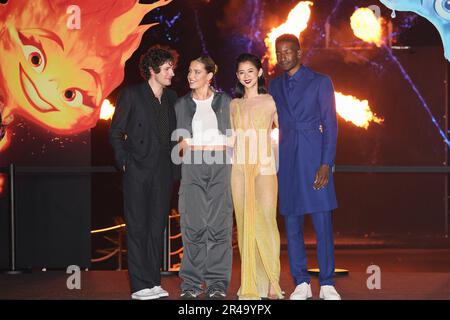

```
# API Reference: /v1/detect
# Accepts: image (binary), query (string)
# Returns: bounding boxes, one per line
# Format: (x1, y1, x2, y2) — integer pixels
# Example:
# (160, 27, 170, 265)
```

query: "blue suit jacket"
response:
(269, 66, 338, 215)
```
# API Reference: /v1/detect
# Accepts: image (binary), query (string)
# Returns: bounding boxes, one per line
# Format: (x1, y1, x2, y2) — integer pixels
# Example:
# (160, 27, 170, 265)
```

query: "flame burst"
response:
(335, 92, 383, 129)
(100, 99, 115, 121)
(264, 1, 313, 71)
(350, 7, 383, 46)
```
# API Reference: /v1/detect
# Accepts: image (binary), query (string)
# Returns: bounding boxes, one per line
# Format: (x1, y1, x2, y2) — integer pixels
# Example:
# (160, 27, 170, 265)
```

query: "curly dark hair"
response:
(139, 45, 178, 81)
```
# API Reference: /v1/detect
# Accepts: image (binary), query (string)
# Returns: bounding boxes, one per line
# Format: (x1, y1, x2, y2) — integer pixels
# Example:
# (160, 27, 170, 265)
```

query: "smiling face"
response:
(0, 27, 101, 134)
(187, 60, 213, 91)
(151, 61, 175, 88)
(236, 60, 263, 91)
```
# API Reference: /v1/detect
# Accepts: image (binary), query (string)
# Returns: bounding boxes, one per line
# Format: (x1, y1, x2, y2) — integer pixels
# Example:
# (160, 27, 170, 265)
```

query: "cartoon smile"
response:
(19, 63, 58, 113)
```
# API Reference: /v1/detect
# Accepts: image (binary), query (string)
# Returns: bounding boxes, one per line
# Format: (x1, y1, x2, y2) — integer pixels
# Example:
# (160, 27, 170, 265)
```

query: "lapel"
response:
(138, 82, 159, 136)
(187, 91, 197, 120)
(210, 91, 220, 114)
(281, 65, 315, 113)
(270, 76, 292, 118)
(166, 90, 176, 132)
(281, 73, 290, 110)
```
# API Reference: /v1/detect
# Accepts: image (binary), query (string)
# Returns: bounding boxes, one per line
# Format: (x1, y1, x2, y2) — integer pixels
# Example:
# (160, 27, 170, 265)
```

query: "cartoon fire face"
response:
(0, 0, 172, 135)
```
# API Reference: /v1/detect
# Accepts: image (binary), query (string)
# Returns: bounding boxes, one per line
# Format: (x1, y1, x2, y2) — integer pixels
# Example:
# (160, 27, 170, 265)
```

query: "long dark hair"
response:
(234, 53, 267, 98)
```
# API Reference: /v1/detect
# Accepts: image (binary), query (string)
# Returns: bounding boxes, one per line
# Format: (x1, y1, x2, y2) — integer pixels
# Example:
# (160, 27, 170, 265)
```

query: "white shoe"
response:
(131, 288, 160, 300)
(152, 285, 169, 298)
(319, 285, 341, 300)
(290, 282, 313, 300)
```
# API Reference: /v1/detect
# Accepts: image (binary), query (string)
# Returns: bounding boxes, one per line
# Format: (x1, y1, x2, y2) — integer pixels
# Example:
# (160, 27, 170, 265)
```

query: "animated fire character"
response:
(0, 0, 172, 136)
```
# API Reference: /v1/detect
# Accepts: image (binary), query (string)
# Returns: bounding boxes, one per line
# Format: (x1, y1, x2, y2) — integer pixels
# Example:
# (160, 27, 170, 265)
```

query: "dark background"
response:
(1, 0, 448, 269)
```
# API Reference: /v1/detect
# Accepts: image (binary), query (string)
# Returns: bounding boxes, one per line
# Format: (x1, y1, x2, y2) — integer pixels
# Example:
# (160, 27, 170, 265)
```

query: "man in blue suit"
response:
(269, 34, 341, 300)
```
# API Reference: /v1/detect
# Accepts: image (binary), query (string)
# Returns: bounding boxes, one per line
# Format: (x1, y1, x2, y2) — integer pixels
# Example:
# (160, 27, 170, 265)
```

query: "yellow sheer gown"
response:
(230, 94, 283, 300)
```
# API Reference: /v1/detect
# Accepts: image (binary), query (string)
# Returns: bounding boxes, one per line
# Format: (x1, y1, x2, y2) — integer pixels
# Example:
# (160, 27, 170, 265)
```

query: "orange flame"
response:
(335, 92, 383, 129)
(0, 174, 5, 195)
(100, 99, 115, 121)
(350, 7, 383, 46)
(0, 128, 11, 152)
(264, 1, 313, 72)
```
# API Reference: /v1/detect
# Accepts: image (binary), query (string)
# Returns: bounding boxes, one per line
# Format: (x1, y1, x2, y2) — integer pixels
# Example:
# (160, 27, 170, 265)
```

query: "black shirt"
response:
(149, 88, 171, 150)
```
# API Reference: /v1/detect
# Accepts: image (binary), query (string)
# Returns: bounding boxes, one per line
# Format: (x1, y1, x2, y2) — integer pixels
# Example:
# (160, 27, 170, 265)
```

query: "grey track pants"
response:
(178, 151, 233, 294)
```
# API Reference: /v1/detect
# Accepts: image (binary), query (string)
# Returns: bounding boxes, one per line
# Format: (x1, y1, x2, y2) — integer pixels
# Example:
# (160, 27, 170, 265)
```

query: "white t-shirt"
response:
(188, 95, 226, 146)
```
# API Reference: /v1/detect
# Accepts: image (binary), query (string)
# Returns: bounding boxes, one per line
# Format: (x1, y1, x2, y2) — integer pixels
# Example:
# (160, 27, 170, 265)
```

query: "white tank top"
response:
(189, 94, 226, 146)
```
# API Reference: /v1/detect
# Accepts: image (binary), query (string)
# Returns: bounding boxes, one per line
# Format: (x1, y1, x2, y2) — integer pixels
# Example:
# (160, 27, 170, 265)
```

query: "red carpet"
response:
(1, 248, 449, 300)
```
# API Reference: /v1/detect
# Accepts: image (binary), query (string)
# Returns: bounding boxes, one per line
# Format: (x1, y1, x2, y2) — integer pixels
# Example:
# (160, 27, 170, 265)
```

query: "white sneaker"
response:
(290, 282, 313, 300)
(319, 285, 341, 300)
(131, 288, 160, 300)
(152, 285, 169, 298)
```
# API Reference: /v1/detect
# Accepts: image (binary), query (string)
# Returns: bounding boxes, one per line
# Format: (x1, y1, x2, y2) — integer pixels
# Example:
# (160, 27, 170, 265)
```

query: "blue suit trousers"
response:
(284, 211, 335, 286)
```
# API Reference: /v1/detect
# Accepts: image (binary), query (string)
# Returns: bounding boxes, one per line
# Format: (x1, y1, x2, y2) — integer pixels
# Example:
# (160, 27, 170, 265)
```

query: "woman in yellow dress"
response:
(230, 53, 283, 300)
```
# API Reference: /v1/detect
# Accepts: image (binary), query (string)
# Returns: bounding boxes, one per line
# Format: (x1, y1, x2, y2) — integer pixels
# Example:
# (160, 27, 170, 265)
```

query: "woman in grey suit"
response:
(174, 56, 233, 300)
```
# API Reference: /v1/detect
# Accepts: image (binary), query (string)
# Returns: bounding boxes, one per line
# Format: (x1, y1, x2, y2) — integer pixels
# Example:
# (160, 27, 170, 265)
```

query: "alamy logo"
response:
(66, 265, 81, 290)
(170, 127, 279, 172)
(368, 5, 382, 19)
(366, 264, 381, 290)
(67, 5, 81, 30)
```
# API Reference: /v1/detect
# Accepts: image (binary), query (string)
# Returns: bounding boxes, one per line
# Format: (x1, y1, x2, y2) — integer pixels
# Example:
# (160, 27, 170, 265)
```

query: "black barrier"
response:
(1, 164, 449, 273)
(335, 165, 450, 173)
(2, 165, 450, 174)
(0, 165, 176, 273)
(1, 164, 28, 274)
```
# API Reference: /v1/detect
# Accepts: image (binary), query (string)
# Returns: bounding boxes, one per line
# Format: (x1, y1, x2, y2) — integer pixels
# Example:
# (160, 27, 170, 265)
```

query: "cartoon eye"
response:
(22, 45, 46, 73)
(435, 0, 450, 20)
(62, 88, 83, 108)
